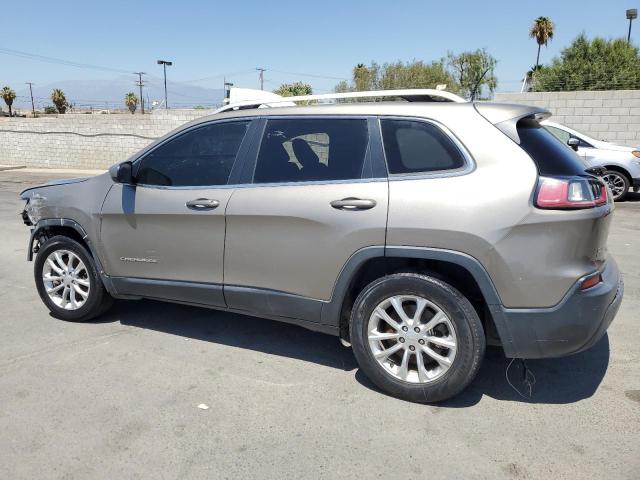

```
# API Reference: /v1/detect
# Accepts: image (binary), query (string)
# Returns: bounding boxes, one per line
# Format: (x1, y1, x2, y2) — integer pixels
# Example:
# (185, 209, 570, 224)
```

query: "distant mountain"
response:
(12, 75, 224, 110)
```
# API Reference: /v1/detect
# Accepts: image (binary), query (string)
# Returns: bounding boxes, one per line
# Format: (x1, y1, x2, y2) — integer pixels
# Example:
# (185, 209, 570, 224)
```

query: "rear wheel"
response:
(602, 170, 629, 201)
(34, 236, 113, 322)
(350, 273, 485, 403)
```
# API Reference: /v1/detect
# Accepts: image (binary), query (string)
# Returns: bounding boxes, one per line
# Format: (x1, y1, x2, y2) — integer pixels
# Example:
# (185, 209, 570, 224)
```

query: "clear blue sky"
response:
(1, 0, 637, 94)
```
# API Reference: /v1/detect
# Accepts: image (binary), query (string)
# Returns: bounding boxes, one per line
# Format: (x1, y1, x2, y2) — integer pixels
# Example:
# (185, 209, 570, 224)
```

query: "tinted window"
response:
(544, 125, 571, 144)
(381, 119, 466, 174)
(544, 125, 593, 149)
(253, 118, 368, 183)
(137, 121, 250, 186)
(518, 119, 587, 176)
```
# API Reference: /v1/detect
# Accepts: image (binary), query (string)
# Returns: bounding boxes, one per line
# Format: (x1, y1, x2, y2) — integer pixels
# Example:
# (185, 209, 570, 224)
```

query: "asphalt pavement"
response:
(1, 169, 638, 479)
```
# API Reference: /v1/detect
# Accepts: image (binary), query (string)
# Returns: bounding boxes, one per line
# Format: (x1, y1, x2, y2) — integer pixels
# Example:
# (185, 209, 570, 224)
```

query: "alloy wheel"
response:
(602, 172, 627, 200)
(367, 295, 457, 383)
(42, 250, 91, 310)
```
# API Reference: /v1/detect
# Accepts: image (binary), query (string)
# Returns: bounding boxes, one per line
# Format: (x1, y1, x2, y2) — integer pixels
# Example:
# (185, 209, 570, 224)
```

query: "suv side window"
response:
(253, 118, 368, 183)
(380, 119, 466, 174)
(137, 121, 250, 186)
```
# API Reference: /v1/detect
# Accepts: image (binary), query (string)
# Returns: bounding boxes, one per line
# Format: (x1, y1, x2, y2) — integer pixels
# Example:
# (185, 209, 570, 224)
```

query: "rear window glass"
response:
(518, 119, 587, 176)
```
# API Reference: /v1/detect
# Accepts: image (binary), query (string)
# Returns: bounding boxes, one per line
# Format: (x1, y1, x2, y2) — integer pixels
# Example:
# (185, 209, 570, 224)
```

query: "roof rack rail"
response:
(214, 88, 467, 114)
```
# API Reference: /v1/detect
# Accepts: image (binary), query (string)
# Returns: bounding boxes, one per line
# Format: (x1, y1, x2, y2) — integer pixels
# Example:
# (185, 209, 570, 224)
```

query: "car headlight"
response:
(632, 150, 640, 158)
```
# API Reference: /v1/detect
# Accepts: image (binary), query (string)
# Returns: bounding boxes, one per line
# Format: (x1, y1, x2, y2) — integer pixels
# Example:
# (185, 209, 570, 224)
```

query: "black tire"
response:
(34, 235, 113, 322)
(350, 273, 485, 403)
(603, 170, 629, 201)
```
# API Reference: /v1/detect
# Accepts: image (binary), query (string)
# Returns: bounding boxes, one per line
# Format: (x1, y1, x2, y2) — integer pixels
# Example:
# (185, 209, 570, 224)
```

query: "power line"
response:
(268, 69, 349, 81)
(0, 47, 131, 74)
(181, 69, 256, 84)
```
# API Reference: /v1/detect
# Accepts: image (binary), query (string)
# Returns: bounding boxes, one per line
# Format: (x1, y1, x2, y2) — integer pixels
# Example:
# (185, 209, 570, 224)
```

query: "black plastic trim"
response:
(225, 285, 322, 323)
(498, 258, 623, 358)
(110, 277, 226, 308)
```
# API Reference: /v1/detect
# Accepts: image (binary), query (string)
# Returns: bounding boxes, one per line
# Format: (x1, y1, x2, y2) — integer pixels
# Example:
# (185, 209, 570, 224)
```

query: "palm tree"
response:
(51, 88, 68, 114)
(2, 86, 16, 117)
(530, 16, 555, 68)
(124, 92, 138, 114)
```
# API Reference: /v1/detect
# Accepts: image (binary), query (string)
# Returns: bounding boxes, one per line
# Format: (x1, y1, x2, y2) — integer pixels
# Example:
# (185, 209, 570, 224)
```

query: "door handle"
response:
(330, 197, 377, 210)
(186, 198, 220, 210)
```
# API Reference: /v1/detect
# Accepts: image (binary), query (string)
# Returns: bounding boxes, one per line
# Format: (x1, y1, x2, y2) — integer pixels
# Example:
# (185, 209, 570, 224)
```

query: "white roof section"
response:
(215, 88, 467, 114)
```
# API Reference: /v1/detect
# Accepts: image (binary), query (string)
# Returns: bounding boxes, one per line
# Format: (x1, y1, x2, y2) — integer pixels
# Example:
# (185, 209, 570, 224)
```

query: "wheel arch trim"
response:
(28, 218, 116, 294)
(322, 245, 514, 354)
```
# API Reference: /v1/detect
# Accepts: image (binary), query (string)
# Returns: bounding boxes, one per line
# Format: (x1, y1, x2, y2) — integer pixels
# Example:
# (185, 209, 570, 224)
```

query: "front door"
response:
(223, 117, 388, 319)
(99, 119, 253, 306)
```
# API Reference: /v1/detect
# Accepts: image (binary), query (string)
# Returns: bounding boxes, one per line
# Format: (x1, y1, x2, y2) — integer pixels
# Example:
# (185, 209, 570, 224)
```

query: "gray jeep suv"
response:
(19, 94, 623, 402)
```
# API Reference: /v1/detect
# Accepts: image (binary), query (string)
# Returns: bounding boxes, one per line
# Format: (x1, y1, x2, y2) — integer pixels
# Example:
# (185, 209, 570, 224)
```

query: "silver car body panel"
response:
(224, 179, 388, 301)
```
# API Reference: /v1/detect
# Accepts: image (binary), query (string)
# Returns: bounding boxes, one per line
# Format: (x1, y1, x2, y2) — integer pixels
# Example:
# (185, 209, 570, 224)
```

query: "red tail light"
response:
(535, 176, 608, 209)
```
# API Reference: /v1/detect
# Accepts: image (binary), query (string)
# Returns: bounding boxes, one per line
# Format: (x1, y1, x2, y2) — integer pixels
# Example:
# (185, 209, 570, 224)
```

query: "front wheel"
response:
(602, 170, 629, 201)
(34, 235, 113, 322)
(350, 273, 485, 403)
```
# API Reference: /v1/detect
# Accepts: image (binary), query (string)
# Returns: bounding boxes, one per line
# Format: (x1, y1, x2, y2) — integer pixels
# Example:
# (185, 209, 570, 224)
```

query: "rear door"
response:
(99, 119, 254, 306)
(223, 116, 388, 320)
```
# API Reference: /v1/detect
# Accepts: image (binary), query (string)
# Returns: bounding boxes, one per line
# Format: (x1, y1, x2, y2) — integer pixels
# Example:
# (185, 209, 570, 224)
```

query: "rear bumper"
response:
(496, 258, 623, 359)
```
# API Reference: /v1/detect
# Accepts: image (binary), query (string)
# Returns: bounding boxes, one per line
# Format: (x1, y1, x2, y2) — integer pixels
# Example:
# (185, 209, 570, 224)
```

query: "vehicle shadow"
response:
(104, 299, 358, 371)
(100, 299, 610, 406)
(621, 191, 640, 202)
(356, 336, 610, 406)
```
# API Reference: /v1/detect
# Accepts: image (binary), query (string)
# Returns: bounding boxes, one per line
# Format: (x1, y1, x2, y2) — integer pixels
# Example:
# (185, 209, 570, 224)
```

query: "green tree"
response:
(533, 35, 640, 91)
(446, 49, 498, 100)
(335, 60, 458, 93)
(51, 88, 68, 114)
(2, 86, 16, 116)
(273, 81, 313, 97)
(530, 16, 555, 68)
(124, 92, 138, 114)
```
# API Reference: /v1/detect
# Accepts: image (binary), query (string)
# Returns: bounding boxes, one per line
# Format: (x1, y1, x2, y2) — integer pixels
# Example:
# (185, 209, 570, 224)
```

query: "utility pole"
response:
(256, 67, 266, 90)
(134, 72, 146, 114)
(157, 59, 173, 109)
(627, 9, 638, 43)
(25, 82, 35, 117)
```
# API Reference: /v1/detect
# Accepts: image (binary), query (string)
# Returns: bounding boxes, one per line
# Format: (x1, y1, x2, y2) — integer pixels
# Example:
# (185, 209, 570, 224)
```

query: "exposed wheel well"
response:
(33, 225, 91, 258)
(338, 256, 501, 348)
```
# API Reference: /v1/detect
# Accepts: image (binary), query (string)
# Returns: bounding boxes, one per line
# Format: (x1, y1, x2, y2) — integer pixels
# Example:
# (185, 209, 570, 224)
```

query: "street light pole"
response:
(627, 9, 638, 43)
(224, 81, 234, 104)
(157, 60, 173, 109)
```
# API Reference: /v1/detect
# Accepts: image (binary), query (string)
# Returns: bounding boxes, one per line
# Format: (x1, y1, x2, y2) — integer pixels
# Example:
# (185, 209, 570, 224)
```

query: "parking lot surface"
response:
(1, 169, 639, 479)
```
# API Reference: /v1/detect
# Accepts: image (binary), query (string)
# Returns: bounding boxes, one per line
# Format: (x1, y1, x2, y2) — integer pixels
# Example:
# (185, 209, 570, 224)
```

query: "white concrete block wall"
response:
(494, 90, 640, 145)
(0, 109, 211, 169)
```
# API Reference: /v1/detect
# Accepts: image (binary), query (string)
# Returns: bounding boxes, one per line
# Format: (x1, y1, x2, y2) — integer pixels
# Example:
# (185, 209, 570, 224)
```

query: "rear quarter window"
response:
(380, 119, 466, 175)
(518, 119, 587, 176)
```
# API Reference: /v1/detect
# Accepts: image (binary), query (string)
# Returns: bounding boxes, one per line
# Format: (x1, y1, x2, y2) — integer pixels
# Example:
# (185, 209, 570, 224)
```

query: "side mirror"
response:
(567, 137, 580, 152)
(109, 161, 135, 184)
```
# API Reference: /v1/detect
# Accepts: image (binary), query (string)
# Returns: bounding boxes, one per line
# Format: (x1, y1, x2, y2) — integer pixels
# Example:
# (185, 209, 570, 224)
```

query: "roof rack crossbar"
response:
(214, 89, 466, 113)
